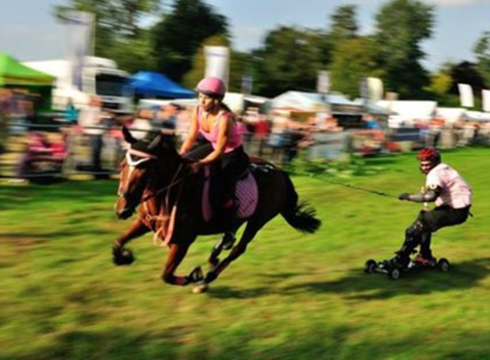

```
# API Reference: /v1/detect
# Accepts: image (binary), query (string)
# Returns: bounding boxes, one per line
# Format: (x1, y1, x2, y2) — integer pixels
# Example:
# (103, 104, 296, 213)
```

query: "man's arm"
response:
(399, 185, 441, 203)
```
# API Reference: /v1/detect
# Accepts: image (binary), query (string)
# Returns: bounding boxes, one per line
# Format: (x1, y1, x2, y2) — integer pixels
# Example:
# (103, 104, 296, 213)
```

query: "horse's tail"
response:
(280, 172, 321, 233)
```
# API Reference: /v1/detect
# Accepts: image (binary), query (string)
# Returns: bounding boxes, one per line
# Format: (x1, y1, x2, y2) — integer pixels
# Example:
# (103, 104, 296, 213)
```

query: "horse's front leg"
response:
(113, 218, 150, 266)
(162, 238, 199, 286)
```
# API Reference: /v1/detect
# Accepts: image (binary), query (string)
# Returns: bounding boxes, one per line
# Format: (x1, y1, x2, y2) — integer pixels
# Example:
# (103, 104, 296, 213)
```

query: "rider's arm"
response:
(179, 107, 199, 155)
(399, 186, 441, 203)
(197, 113, 230, 166)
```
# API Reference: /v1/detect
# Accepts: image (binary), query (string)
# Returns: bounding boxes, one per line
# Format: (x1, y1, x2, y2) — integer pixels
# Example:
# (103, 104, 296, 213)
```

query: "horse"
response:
(113, 126, 321, 292)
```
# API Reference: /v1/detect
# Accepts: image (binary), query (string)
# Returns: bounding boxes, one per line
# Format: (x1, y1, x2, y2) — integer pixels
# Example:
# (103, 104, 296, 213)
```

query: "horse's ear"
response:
(122, 126, 137, 144)
(148, 133, 164, 150)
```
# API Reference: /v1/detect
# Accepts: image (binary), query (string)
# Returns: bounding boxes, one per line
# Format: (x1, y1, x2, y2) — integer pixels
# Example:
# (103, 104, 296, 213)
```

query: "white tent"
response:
(376, 100, 437, 127)
(271, 91, 327, 112)
(271, 91, 364, 113)
(464, 111, 490, 122)
(435, 107, 465, 123)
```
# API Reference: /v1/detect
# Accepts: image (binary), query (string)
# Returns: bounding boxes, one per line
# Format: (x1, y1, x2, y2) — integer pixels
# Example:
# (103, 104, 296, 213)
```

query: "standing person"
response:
(64, 98, 79, 124)
(151, 103, 178, 144)
(78, 96, 106, 175)
(383, 148, 472, 269)
(179, 76, 250, 249)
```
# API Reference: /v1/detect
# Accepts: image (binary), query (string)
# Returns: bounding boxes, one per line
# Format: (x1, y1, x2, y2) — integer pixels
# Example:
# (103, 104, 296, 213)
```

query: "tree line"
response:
(55, 0, 490, 105)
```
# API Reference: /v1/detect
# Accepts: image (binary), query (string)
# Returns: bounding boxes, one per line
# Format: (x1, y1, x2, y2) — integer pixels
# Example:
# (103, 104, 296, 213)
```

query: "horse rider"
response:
(179, 76, 250, 249)
(383, 147, 472, 269)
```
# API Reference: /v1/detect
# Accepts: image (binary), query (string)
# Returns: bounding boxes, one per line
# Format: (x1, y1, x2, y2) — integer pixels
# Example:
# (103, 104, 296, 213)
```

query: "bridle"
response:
(118, 147, 189, 206)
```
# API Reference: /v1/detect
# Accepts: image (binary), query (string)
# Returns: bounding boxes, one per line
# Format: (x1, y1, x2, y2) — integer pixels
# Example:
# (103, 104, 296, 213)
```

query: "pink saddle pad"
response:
(202, 171, 258, 222)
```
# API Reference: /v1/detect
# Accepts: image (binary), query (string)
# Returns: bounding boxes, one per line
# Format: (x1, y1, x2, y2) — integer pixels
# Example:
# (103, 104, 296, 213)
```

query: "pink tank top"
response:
(197, 107, 243, 153)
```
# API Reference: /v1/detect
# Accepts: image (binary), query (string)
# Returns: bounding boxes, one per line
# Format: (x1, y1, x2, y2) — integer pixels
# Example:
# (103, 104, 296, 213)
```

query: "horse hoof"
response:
(192, 282, 208, 294)
(113, 249, 135, 266)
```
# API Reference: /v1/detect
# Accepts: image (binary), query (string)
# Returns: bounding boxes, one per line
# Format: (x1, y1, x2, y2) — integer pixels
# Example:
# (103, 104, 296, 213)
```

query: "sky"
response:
(0, 0, 490, 72)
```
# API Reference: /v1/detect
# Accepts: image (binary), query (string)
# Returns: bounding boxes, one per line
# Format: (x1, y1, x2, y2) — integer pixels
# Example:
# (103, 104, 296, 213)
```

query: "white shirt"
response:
(78, 105, 105, 135)
(426, 163, 472, 208)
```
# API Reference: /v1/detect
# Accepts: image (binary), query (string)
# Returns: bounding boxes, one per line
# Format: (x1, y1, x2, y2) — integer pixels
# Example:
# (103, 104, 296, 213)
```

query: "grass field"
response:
(1, 147, 489, 359)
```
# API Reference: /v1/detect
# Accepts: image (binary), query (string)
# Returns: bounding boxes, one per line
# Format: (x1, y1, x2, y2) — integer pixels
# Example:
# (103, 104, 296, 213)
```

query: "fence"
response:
(1, 121, 488, 183)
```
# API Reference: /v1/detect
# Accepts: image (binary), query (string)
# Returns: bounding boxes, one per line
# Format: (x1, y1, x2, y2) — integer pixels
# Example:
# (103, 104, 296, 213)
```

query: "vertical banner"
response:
(482, 89, 490, 112)
(59, 11, 94, 91)
(204, 46, 229, 88)
(316, 71, 331, 129)
(241, 73, 253, 95)
(367, 77, 383, 103)
(458, 83, 474, 108)
(360, 78, 369, 101)
(317, 70, 330, 94)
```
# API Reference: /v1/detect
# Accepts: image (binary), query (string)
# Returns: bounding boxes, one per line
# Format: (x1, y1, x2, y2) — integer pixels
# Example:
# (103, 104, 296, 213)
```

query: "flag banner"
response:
(241, 73, 253, 95)
(367, 77, 383, 103)
(317, 71, 330, 94)
(482, 89, 490, 112)
(59, 11, 94, 91)
(360, 78, 369, 100)
(204, 46, 229, 87)
(458, 83, 474, 108)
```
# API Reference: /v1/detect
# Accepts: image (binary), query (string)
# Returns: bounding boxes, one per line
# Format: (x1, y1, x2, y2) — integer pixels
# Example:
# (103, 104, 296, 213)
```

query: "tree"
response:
(329, 4, 358, 42)
(253, 26, 325, 97)
(426, 62, 453, 96)
(474, 31, 490, 88)
(151, 0, 229, 82)
(373, 0, 434, 98)
(110, 34, 157, 74)
(423, 62, 459, 106)
(449, 61, 486, 96)
(329, 37, 382, 99)
(54, 0, 160, 59)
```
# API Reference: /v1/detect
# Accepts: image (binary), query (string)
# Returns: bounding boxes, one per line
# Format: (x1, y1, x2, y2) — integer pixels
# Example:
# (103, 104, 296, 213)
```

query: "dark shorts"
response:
(418, 205, 471, 233)
(186, 143, 250, 178)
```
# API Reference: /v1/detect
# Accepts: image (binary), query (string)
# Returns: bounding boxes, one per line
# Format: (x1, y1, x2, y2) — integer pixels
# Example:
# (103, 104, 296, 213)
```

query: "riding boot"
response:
(380, 249, 412, 270)
(419, 232, 433, 259)
(217, 200, 238, 250)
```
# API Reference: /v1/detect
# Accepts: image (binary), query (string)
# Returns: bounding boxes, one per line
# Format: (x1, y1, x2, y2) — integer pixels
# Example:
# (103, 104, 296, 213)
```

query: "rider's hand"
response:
(188, 161, 202, 173)
(398, 193, 410, 201)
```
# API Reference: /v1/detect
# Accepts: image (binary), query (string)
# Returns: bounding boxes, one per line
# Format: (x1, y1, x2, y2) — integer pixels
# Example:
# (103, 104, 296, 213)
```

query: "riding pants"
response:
(186, 143, 250, 209)
(399, 205, 471, 259)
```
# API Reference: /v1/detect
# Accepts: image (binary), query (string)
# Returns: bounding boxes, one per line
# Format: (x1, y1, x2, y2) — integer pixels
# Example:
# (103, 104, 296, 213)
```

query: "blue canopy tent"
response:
(130, 71, 195, 99)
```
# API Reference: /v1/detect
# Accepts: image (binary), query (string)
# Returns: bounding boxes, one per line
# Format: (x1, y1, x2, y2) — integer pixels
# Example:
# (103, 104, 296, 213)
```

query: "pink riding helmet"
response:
(195, 76, 226, 98)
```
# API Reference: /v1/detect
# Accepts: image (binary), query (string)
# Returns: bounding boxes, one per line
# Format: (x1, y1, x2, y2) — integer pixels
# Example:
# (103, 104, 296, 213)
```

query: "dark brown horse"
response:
(113, 127, 321, 292)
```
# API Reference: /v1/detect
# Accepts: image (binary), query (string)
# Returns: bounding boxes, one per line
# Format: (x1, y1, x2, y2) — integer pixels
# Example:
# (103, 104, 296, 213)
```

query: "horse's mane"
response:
(132, 132, 181, 161)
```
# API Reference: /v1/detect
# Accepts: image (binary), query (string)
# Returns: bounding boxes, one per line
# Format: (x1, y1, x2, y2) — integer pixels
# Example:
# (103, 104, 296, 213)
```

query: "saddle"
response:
(201, 164, 266, 222)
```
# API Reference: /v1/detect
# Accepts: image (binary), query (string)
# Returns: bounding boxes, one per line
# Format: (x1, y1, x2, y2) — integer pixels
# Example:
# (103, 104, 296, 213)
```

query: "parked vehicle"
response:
(23, 56, 133, 113)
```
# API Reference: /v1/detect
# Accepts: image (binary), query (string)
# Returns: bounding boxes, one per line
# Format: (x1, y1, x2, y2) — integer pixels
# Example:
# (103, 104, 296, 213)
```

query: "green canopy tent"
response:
(0, 52, 54, 86)
(0, 52, 56, 131)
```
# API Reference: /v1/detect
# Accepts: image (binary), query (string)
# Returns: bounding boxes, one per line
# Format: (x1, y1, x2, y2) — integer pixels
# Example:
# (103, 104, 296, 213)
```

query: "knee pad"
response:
(404, 220, 426, 248)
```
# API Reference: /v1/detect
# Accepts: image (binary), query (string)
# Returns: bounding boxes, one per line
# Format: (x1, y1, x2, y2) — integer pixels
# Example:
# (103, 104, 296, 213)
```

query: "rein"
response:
(140, 163, 188, 203)
(119, 148, 191, 207)
(141, 161, 188, 247)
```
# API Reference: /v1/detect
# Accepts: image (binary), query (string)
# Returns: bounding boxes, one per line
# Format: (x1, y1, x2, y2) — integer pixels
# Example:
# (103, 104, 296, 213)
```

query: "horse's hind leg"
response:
(205, 221, 263, 284)
(113, 219, 150, 265)
(208, 221, 244, 268)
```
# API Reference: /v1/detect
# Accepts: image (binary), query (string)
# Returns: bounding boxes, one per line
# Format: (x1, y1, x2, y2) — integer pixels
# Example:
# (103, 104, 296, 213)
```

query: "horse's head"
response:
(115, 126, 181, 219)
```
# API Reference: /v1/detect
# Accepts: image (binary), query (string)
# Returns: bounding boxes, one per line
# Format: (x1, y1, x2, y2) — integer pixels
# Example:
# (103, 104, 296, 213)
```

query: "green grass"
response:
(1, 147, 490, 359)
